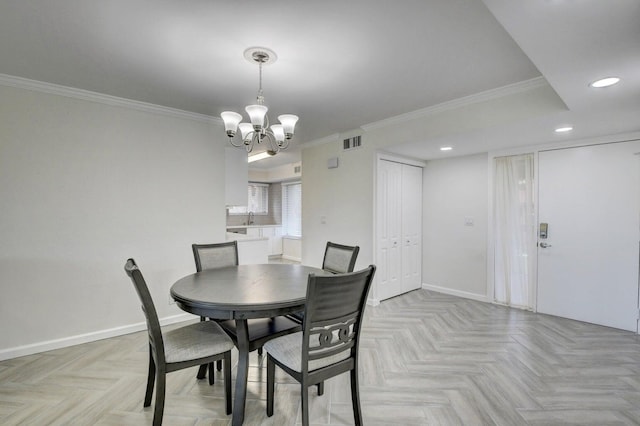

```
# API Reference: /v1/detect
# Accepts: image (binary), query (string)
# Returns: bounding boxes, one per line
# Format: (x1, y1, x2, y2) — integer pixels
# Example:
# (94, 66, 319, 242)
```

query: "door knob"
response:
(539, 242, 552, 248)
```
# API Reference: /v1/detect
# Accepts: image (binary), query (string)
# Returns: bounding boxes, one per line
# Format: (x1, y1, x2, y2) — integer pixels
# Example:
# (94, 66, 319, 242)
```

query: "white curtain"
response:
(494, 154, 535, 309)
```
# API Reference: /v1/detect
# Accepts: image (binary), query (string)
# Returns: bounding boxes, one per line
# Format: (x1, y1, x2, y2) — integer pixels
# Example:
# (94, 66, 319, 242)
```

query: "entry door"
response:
(537, 141, 640, 332)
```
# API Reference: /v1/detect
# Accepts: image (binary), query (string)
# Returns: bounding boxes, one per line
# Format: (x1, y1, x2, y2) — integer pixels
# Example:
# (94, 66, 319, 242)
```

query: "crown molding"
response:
(0, 73, 220, 124)
(362, 77, 548, 131)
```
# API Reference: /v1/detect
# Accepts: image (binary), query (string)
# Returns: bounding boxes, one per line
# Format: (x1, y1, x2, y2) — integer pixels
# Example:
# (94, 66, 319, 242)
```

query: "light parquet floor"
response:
(2, 289, 640, 425)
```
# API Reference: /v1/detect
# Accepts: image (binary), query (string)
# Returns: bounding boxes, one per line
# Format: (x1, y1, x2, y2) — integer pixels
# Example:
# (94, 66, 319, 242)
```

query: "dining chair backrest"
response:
(302, 265, 375, 372)
(322, 242, 360, 274)
(124, 258, 166, 364)
(192, 241, 238, 272)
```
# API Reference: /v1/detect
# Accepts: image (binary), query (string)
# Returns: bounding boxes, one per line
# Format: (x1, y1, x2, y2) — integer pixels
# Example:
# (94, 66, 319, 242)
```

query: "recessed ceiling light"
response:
(589, 77, 620, 88)
(440, 146, 453, 151)
(554, 126, 573, 133)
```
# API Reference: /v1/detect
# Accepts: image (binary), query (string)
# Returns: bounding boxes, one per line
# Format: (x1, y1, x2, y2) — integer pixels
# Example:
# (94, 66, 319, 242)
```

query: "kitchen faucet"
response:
(248, 211, 254, 225)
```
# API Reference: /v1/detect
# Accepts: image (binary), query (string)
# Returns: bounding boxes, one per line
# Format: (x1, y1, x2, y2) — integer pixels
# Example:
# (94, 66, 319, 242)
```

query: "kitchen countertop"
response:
(225, 232, 267, 242)
(226, 224, 281, 229)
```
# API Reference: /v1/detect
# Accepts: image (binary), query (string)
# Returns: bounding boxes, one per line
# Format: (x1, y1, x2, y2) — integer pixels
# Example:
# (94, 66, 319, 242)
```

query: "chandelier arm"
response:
(229, 137, 245, 148)
(278, 138, 290, 150)
(263, 131, 280, 154)
(244, 133, 258, 153)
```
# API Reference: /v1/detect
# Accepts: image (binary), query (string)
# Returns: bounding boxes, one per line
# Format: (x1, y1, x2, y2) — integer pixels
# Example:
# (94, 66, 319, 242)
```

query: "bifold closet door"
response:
(377, 159, 422, 301)
(377, 160, 402, 301)
(401, 164, 422, 294)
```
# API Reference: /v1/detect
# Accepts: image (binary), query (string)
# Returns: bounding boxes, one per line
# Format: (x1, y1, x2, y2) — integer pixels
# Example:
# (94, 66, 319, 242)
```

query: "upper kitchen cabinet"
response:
(225, 147, 248, 206)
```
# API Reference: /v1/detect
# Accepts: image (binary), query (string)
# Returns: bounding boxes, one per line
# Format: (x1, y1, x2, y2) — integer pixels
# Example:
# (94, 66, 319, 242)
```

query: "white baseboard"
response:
(421, 283, 490, 303)
(281, 254, 302, 262)
(0, 313, 193, 361)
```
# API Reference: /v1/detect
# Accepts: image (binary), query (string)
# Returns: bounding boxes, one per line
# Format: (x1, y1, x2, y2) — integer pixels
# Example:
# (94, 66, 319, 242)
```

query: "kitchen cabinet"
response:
(264, 226, 283, 256)
(243, 226, 282, 256)
(225, 232, 268, 264)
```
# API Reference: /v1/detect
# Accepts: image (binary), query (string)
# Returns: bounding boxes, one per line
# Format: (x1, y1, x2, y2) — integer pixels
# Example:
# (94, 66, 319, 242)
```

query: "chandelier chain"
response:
(257, 60, 264, 104)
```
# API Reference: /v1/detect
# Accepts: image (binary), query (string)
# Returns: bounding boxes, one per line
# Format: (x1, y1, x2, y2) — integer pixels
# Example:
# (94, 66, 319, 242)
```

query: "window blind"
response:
(282, 182, 301, 237)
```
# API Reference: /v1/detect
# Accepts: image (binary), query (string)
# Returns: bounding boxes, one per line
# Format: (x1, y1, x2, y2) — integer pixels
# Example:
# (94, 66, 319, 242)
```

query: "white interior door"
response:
(401, 164, 422, 293)
(537, 141, 640, 332)
(377, 160, 402, 301)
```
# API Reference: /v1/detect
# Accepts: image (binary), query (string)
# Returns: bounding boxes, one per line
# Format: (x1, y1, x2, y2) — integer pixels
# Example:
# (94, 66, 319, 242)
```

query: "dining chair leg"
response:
(301, 383, 309, 426)
(208, 362, 215, 386)
(350, 368, 363, 426)
(216, 359, 222, 372)
(144, 347, 155, 407)
(258, 347, 263, 356)
(196, 364, 207, 380)
(224, 351, 232, 415)
(196, 316, 209, 380)
(266, 355, 275, 417)
(317, 381, 324, 396)
(152, 370, 166, 426)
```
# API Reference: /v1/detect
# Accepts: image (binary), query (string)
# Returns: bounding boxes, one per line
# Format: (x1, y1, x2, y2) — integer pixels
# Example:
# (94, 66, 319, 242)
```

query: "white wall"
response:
(421, 153, 489, 300)
(0, 84, 227, 359)
(301, 138, 374, 270)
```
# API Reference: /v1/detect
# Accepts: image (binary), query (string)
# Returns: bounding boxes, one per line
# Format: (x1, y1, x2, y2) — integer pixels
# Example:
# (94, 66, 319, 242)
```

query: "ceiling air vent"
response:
(343, 135, 362, 151)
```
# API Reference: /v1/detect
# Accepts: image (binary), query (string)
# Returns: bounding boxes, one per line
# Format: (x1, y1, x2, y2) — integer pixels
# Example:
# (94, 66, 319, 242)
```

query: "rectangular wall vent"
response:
(343, 135, 362, 151)
(294, 165, 301, 174)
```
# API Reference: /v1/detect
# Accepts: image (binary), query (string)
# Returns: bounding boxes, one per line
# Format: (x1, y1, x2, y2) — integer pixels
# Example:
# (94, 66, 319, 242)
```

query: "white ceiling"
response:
(1, 0, 638, 168)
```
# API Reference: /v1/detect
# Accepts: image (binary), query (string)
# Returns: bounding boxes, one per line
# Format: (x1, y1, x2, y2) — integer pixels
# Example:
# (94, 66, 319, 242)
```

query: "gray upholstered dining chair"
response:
(288, 241, 360, 325)
(192, 240, 238, 272)
(124, 258, 233, 426)
(192, 241, 301, 374)
(288, 241, 361, 395)
(322, 241, 360, 274)
(264, 265, 376, 426)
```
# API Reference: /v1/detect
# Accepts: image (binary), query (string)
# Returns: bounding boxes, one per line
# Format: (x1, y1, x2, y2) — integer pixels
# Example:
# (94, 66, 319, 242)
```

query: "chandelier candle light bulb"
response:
(221, 47, 299, 155)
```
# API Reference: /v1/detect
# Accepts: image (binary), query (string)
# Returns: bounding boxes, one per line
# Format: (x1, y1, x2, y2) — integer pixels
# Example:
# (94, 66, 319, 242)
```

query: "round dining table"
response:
(170, 263, 327, 426)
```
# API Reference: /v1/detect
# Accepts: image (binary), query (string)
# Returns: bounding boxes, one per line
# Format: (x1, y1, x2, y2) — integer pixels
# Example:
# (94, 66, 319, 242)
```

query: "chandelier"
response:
(221, 47, 299, 155)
